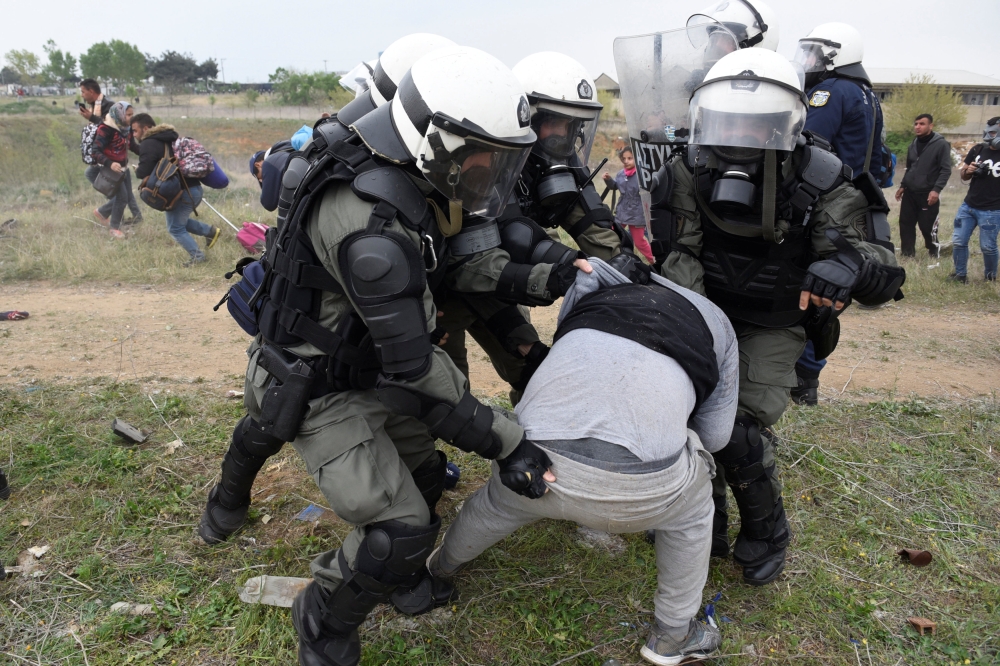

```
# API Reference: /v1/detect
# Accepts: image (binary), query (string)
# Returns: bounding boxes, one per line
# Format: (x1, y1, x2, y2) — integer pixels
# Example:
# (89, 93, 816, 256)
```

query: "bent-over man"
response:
(429, 259, 739, 666)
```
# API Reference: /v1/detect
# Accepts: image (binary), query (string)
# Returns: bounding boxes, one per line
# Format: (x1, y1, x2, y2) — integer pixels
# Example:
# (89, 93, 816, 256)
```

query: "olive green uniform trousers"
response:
(710, 323, 807, 503)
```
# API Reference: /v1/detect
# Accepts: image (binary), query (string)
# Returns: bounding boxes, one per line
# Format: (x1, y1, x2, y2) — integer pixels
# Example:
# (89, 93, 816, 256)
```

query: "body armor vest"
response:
(254, 125, 448, 391)
(675, 137, 852, 329)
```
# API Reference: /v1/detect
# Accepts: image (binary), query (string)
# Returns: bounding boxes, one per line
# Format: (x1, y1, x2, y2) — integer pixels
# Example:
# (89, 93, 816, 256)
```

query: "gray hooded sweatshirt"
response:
(901, 131, 952, 194)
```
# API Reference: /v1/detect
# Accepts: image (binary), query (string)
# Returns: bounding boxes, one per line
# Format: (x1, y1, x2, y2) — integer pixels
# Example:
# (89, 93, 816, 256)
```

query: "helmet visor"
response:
(530, 106, 601, 166)
(793, 40, 837, 75)
(690, 80, 806, 152)
(420, 127, 533, 218)
(686, 0, 766, 47)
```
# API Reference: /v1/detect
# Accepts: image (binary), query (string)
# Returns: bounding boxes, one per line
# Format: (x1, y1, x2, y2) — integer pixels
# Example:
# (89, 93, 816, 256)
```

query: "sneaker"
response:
(986, 273, 997, 282)
(206, 226, 222, 250)
(110, 229, 126, 239)
(949, 273, 968, 284)
(640, 618, 721, 665)
(183, 254, 207, 268)
(93, 209, 110, 227)
(122, 216, 143, 227)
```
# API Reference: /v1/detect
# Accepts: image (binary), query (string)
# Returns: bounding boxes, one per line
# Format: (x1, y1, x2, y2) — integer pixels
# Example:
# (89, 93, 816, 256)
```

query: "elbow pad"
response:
(339, 231, 433, 379)
(375, 378, 502, 460)
(499, 216, 580, 266)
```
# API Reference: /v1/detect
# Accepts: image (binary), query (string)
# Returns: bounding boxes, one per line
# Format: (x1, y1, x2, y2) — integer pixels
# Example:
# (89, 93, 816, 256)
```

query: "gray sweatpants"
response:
(436, 431, 715, 627)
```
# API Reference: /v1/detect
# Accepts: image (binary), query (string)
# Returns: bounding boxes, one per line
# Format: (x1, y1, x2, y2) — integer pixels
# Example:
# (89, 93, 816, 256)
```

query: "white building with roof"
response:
(869, 68, 1000, 138)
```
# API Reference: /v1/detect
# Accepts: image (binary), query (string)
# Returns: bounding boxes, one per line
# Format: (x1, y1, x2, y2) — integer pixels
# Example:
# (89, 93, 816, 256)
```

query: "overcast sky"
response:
(4, 0, 996, 84)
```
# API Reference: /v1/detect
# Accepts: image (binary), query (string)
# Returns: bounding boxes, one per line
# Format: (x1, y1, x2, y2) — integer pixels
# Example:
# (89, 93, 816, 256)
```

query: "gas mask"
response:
(528, 109, 599, 209)
(709, 145, 764, 214)
(984, 120, 1000, 150)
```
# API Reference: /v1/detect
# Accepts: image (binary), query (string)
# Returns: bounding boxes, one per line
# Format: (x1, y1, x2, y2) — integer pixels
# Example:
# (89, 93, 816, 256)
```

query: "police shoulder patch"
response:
(809, 91, 831, 107)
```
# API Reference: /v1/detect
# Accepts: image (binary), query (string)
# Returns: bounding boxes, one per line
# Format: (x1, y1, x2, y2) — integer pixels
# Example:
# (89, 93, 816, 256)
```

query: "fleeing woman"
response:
(603, 146, 654, 264)
(90, 101, 134, 239)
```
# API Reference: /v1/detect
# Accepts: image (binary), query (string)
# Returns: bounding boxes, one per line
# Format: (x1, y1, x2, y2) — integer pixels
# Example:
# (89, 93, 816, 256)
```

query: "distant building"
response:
(869, 68, 1000, 139)
(595, 73, 620, 99)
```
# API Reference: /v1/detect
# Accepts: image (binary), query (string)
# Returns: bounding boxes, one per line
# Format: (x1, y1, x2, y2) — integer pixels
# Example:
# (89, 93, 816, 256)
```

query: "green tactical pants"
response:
(436, 295, 539, 405)
(711, 323, 807, 505)
(244, 347, 437, 593)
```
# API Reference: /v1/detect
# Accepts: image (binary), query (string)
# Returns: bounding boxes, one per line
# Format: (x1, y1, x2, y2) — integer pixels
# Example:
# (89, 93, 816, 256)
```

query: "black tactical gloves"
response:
(498, 437, 552, 499)
(608, 251, 652, 285)
(546, 262, 581, 297)
(801, 229, 906, 309)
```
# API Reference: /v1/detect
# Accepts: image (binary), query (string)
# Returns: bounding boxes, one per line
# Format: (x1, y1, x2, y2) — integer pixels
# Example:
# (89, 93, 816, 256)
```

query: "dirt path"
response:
(2, 282, 998, 400)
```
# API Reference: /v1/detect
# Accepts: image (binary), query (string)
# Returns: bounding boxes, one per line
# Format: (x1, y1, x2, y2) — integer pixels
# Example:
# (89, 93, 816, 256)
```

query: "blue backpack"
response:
(214, 257, 264, 336)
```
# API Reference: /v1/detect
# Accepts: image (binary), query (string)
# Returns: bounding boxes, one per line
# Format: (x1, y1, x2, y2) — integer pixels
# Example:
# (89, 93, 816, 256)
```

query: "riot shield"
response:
(613, 25, 739, 193)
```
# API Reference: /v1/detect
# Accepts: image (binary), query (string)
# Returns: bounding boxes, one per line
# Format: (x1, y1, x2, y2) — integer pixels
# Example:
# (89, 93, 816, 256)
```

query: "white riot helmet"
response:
(687, 0, 779, 52)
(352, 46, 536, 218)
(512, 52, 603, 167)
(337, 33, 456, 126)
(689, 48, 807, 154)
(794, 23, 867, 90)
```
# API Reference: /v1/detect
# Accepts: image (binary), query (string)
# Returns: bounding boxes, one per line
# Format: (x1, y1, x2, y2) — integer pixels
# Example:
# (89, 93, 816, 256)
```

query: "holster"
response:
(256, 343, 316, 442)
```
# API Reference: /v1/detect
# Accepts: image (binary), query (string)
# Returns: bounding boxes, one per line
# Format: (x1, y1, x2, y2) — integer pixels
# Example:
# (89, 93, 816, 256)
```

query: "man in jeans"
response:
(428, 259, 739, 666)
(80, 79, 142, 227)
(895, 114, 953, 257)
(951, 117, 1000, 283)
(132, 114, 220, 265)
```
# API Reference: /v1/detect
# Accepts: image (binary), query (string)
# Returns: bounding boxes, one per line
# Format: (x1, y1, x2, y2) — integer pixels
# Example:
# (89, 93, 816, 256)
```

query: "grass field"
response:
(1, 114, 999, 665)
(1, 386, 998, 665)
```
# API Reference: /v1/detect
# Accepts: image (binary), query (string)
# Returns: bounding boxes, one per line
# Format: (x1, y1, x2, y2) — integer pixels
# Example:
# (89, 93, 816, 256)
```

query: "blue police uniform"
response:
(797, 77, 885, 379)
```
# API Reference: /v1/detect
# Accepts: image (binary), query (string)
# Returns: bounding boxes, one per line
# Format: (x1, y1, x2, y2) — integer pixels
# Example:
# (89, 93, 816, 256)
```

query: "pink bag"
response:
(237, 222, 268, 254)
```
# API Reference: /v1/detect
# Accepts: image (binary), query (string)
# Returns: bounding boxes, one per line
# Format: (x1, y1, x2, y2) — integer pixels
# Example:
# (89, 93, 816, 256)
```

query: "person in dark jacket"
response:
(80, 79, 142, 227)
(791, 23, 886, 407)
(89, 101, 134, 238)
(132, 114, 221, 265)
(896, 114, 953, 257)
(602, 147, 654, 263)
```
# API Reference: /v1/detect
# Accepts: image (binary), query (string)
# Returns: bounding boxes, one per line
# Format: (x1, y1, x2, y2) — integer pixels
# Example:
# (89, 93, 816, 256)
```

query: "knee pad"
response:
(409, 451, 447, 512)
(717, 416, 776, 541)
(354, 515, 442, 586)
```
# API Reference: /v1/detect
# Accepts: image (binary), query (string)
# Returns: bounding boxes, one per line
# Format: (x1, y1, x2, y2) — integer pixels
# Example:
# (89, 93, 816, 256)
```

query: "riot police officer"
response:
(646, 48, 903, 585)
(434, 51, 634, 407)
(791, 22, 888, 405)
(199, 32, 459, 548)
(240, 46, 576, 665)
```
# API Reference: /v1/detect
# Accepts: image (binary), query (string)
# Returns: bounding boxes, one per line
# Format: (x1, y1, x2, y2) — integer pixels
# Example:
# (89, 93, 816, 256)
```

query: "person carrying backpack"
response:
(89, 101, 136, 239)
(132, 114, 221, 265)
(80, 79, 142, 228)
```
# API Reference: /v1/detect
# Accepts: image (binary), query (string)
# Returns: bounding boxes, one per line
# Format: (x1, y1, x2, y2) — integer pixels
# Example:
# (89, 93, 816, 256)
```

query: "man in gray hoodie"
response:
(895, 114, 953, 257)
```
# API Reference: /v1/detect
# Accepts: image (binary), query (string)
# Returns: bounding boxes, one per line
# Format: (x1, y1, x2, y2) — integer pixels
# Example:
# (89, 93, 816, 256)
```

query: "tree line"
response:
(2, 40, 346, 107)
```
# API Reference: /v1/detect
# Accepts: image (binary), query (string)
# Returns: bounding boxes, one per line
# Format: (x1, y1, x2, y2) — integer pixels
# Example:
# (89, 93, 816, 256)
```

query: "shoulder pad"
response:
(351, 167, 428, 229)
(313, 119, 354, 152)
(797, 144, 847, 193)
(281, 154, 312, 192)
